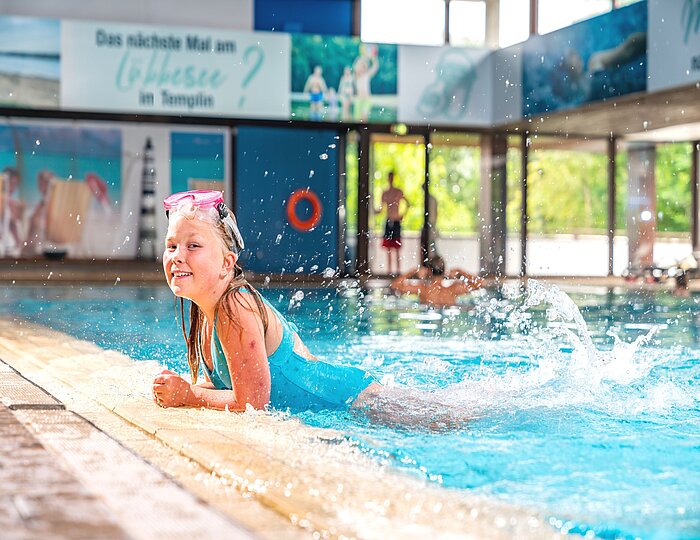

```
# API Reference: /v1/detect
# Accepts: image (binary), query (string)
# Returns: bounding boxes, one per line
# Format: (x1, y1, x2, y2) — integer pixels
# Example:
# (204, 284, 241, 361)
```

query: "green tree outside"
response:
(345, 138, 692, 240)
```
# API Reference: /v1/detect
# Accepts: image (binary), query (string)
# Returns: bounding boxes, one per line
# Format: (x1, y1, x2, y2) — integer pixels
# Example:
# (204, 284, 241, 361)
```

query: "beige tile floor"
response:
(0, 317, 568, 540)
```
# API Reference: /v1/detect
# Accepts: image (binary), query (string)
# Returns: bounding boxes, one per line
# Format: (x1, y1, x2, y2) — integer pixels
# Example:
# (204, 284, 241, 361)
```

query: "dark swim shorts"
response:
(382, 219, 402, 249)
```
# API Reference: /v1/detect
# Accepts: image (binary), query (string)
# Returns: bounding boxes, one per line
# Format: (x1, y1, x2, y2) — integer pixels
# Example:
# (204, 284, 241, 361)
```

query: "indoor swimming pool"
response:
(2, 281, 698, 540)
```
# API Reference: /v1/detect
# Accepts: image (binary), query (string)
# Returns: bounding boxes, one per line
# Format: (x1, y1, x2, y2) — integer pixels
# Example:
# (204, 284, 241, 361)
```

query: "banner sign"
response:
(61, 21, 290, 118)
(522, 1, 647, 116)
(398, 45, 492, 126)
(0, 4, 672, 127)
(648, 0, 700, 92)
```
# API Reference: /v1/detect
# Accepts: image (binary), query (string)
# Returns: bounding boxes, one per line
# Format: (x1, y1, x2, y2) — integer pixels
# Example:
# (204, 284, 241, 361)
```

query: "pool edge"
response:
(0, 316, 567, 540)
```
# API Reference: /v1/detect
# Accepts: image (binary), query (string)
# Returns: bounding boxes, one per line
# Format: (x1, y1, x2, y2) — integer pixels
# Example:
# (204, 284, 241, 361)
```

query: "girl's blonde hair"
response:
(168, 203, 268, 384)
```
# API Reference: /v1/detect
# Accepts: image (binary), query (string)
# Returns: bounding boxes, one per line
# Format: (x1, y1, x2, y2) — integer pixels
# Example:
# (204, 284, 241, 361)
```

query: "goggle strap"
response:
(217, 202, 245, 252)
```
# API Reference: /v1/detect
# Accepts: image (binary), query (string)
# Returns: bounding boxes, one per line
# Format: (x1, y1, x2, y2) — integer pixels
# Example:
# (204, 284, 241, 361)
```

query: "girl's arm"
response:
(153, 369, 247, 410)
(214, 293, 272, 409)
(153, 294, 271, 411)
(194, 369, 215, 389)
(155, 377, 238, 410)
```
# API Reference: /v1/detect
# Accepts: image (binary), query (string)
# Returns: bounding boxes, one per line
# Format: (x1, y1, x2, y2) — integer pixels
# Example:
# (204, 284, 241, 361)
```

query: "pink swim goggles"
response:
(163, 190, 245, 253)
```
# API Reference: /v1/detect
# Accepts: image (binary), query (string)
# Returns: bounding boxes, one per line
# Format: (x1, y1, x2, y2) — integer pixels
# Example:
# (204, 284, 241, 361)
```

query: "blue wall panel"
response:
(170, 132, 224, 194)
(235, 126, 339, 274)
(254, 0, 352, 36)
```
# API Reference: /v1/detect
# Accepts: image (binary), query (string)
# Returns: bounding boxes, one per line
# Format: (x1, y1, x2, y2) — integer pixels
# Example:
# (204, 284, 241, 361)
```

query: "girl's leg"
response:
(351, 384, 471, 430)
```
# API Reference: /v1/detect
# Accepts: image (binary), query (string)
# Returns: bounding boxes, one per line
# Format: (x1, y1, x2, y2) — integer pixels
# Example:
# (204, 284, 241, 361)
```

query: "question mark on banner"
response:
(239, 44, 265, 109)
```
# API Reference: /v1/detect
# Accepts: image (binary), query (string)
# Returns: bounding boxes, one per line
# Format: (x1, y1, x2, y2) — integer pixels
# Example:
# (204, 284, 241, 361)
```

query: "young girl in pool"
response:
(152, 190, 381, 413)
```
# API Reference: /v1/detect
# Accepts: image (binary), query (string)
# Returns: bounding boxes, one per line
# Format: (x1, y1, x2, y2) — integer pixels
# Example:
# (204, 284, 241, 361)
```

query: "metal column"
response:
(692, 141, 700, 258)
(607, 136, 616, 276)
(356, 128, 371, 276)
(479, 132, 508, 277)
(627, 142, 656, 273)
(520, 133, 529, 276)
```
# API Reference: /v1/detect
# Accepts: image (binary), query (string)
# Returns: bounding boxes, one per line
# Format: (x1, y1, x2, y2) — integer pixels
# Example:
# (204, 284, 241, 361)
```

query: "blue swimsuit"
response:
(201, 290, 375, 412)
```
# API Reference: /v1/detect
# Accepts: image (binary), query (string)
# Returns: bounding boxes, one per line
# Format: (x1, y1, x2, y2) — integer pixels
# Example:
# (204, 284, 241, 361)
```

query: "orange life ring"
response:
(286, 189, 322, 232)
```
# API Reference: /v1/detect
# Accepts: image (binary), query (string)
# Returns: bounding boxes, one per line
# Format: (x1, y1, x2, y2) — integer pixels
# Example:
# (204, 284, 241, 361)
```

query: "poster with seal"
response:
(398, 45, 492, 126)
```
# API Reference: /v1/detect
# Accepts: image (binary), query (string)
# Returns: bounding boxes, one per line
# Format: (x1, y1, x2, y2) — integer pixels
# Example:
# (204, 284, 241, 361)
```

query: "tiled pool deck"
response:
(0, 316, 566, 540)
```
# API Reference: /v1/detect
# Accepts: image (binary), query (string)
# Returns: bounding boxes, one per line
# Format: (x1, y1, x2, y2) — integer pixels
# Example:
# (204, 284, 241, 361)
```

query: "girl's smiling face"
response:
(163, 213, 231, 303)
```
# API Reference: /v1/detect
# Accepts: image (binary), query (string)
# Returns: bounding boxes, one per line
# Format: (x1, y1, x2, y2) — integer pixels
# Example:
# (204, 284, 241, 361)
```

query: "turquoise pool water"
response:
(2, 282, 698, 539)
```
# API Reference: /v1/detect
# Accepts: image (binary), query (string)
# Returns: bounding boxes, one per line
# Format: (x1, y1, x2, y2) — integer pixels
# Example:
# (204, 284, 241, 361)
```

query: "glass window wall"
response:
(369, 134, 425, 275)
(499, 0, 530, 47)
(449, 0, 486, 47)
(506, 134, 523, 275)
(428, 132, 481, 273)
(361, 0, 445, 46)
(654, 143, 693, 268)
(526, 136, 609, 276)
(537, 0, 610, 34)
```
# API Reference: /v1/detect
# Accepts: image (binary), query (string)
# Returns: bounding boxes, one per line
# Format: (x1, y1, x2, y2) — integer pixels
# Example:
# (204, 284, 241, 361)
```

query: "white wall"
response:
(648, 0, 700, 92)
(0, 0, 253, 30)
(367, 233, 694, 277)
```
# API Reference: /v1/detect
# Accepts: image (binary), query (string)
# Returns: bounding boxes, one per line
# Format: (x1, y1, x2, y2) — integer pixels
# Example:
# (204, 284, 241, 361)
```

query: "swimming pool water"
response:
(2, 281, 698, 539)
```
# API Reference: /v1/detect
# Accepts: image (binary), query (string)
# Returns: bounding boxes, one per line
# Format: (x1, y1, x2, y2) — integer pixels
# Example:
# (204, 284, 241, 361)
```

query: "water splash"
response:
(289, 290, 305, 309)
(366, 280, 692, 423)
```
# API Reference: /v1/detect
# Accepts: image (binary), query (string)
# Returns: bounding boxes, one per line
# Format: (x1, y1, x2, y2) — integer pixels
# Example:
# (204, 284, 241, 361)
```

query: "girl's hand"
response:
(152, 369, 193, 408)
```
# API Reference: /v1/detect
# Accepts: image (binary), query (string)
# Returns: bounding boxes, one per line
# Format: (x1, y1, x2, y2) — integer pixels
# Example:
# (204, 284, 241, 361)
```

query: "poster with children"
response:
(290, 34, 397, 123)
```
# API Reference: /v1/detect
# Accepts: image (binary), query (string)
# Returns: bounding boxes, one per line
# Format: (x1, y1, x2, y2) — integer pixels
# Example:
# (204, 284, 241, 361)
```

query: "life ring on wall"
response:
(286, 189, 323, 232)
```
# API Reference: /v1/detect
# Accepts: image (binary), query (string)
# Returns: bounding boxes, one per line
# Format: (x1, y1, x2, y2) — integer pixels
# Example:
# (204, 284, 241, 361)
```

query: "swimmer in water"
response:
(390, 255, 484, 308)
